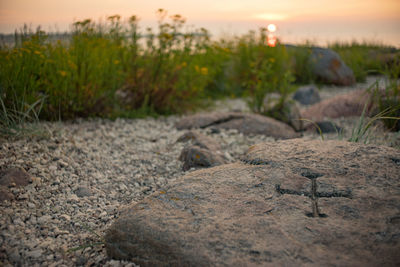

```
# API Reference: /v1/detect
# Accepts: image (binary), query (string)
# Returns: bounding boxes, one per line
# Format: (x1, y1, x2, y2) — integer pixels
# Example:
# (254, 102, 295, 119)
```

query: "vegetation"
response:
(1, 10, 399, 139)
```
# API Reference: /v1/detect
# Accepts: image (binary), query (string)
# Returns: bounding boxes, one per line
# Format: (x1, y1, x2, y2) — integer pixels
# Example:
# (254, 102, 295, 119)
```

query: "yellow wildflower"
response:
(58, 70, 67, 77)
(269, 58, 276, 63)
(113, 60, 120, 65)
(200, 67, 208, 75)
(34, 50, 41, 55)
(181, 62, 187, 67)
(68, 60, 77, 70)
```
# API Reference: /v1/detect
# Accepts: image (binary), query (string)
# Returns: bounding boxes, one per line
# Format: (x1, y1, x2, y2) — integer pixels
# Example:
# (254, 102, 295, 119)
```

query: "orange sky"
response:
(1, 0, 399, 45)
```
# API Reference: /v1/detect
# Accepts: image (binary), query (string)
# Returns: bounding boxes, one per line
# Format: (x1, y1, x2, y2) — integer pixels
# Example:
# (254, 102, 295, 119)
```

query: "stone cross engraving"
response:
(276, 170, 352, 217)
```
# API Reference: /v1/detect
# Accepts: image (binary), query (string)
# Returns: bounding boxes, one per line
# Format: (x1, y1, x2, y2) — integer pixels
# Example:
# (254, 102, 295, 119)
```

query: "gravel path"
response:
(0, 76, 399, 266)
(0, 117, 276, 266)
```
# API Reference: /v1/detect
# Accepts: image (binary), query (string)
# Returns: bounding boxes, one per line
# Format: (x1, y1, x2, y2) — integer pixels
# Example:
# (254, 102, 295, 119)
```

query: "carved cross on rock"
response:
(276, 170, 352, 217)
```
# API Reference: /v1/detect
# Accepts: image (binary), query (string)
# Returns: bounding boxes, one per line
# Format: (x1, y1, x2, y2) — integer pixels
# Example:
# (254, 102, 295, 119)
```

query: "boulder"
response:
(176, 112, 299, 139)
(301, 89, 373, 123)
(309, 47, 356, 86)
(105, 139, 400, 266)
(293, 85, 321, 105)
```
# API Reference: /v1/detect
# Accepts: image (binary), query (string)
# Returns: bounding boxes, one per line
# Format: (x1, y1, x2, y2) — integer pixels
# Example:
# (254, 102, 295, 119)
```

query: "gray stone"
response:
(263, 96, 303, 131)
(106, 139, 400, 266)
(315, 121, 343, 133)
(293, 85, 321, 105)
(75, 186, 92, 198)
(176, 112, 299, 139)
(309, 47, 356, 86)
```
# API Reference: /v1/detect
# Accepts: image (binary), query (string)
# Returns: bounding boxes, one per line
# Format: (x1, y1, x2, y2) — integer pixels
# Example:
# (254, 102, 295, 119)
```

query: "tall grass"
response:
(329, 40, 399, 82)
(1, 10, 399, 136)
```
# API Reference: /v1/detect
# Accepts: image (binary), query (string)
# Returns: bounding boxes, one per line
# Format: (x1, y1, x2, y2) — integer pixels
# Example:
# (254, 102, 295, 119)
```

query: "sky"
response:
(1, 0, 400, 46)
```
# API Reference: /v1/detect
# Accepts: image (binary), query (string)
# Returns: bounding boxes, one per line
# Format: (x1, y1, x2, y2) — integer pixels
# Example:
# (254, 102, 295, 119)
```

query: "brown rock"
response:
(301, 89, 373, 123)
(106, 139, 400, 266)
(0, 186, 14, 201)
(176, 131, 222, 152)
(0, 167, 32, 187)
(176, 112, 299, 139)
(179, 145, 227, 171)
(176, 112, 242, 130)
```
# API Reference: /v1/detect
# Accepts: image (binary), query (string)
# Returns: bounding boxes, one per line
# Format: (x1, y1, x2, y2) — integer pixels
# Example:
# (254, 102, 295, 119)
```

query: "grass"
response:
(1, 10, 399, 139)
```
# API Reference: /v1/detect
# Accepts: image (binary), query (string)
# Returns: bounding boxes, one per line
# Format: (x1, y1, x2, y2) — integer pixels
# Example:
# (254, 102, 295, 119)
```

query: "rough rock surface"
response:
(293, 85, 321, 105)
(105, 139, 400, 266)
(176, 112, 299, 139)
(310, 47, 356, 86)
(301, 89, 372, 123)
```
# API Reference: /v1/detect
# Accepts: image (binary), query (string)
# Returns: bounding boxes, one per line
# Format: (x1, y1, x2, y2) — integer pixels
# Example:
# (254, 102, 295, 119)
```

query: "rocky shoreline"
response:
(1, 76, 399, 266)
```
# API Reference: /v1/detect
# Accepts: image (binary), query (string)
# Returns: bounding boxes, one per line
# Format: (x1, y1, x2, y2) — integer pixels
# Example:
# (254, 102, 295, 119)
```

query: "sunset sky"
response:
(1, 0, 399, 46)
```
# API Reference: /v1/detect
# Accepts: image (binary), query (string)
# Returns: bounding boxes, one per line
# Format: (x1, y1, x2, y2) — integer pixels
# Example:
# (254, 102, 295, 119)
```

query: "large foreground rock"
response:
(106, 139, 400, 266)
(176, 112, 299, 139)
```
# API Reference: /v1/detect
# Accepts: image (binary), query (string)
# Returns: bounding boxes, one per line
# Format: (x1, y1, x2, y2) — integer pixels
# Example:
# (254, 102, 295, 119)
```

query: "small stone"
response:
(37, 215, 52, 224)
(17, 193, 29, 200)
(0, 167, 32, 187)
(0, 186, 14, 201)
(60, 214, 71, 221)
(49, 165, 57, 171)
(26, 249, 43, 259)
(67, 194, 80, 202)
(179, 145, 227, 171)
(75, 186, 92, 197)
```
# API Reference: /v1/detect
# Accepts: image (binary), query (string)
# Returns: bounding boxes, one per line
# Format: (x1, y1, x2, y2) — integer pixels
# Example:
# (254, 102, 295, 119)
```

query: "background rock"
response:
(176, 112, 300, 139)
(301, 89, 372, 123)
(310, 47, 356, 86)
(293, 85, 321, 105)
(106, 139, 400, 266)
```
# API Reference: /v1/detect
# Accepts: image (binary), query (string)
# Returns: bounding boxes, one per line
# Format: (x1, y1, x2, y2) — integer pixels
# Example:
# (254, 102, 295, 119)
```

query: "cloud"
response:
(253, 13, 288, 21)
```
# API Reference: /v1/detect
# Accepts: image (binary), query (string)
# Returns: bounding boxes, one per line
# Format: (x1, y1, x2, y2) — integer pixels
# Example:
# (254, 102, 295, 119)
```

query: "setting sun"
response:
(267, 23, 277, 33)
